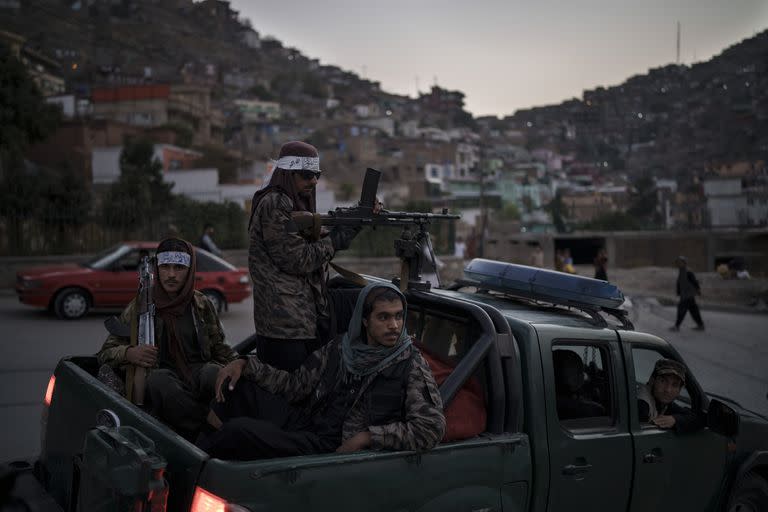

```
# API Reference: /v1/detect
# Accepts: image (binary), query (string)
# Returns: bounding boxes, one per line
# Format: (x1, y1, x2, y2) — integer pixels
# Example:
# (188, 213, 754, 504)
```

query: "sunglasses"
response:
(294, 169, 322, 181)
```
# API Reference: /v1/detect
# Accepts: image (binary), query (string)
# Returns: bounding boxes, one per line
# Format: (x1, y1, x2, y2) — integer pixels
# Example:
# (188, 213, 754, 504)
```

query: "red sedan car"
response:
(16, 242, 252, 319)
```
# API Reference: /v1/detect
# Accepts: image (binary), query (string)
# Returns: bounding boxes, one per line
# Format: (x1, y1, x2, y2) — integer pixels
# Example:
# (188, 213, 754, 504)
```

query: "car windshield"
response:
(82, 244, 133, 269)
(196, 247, 237, 271)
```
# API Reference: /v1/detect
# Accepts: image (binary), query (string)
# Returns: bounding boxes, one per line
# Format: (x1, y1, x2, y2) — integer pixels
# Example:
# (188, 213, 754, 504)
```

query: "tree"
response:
(38, 162, 92, 252)
(338, 183, 356, 201)
(546, 191, 567, 233)
(627, 173, 661, 228)
(0, 43, 61, 253)
(101, 138, 173, 235)
(498, 202, 521, 221)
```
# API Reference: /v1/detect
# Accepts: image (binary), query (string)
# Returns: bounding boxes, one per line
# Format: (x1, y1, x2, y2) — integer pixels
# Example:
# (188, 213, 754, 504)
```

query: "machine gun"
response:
(127, 256, 156, 405)
(291, 168, 460, 291)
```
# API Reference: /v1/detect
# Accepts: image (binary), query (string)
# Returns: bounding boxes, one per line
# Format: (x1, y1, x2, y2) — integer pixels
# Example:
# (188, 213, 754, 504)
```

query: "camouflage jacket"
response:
(243, 340, 446, 451)
(97, 290, 237, 368)
(249, 190, 335, 339)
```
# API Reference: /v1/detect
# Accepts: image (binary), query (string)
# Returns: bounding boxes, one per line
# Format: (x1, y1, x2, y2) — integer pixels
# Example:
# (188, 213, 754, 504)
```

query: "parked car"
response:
(6, 259, 767, 511)
(15, 242, 251, 319)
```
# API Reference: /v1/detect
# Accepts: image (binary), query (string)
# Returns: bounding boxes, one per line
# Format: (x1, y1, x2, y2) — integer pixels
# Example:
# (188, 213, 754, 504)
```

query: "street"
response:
(1, 292, 766, 462)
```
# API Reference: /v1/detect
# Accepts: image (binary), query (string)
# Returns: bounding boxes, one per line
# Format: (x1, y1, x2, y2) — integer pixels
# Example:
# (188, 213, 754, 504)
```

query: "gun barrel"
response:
(320, 212, 459, 227)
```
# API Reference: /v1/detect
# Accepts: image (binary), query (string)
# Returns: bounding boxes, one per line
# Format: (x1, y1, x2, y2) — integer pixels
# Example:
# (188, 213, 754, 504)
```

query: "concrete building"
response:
(0, 30, 65, 97)
(234, 99, 281, 122)
(92, 144, 204, 184)
(704, 177, 768, 228)
(91, 84, 224, 145)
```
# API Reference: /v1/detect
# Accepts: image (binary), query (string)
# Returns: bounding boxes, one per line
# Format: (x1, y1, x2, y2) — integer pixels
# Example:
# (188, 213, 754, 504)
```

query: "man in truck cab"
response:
(96, 238, 238, 438)
(637, 358, 702, 433)
(198, 282, 446, 460)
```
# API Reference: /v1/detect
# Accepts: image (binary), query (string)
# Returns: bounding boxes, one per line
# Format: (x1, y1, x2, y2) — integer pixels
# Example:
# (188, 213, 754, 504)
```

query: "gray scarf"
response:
(341, 282, 412, 379)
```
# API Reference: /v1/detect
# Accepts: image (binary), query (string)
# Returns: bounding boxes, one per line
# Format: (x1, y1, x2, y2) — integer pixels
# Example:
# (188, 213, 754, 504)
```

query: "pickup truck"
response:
(6, 258, 768, 512)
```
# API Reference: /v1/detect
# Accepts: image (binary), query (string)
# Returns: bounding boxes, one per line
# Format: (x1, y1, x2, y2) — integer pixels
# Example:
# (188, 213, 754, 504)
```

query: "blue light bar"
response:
(464, 259, 625, 309)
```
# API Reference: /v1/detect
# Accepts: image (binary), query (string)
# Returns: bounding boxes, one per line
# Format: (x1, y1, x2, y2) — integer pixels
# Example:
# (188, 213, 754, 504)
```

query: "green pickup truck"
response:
(7, 259, 768, 512)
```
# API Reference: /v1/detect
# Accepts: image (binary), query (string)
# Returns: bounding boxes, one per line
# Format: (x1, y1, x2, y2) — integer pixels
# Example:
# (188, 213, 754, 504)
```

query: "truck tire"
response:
(726, 472, 768, 512)
(53, 287, 91, 320)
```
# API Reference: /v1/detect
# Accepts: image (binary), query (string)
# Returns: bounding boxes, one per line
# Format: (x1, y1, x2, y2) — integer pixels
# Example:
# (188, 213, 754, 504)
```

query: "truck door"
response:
(620, 332, 729, 512)
(537, 326, 633, 512)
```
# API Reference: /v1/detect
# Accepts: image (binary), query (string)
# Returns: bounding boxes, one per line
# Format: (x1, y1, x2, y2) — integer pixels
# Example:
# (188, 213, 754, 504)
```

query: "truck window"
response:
(415, 312, 470, 365)
(631, 347, 692, 423)
(552, 344, 614, 428)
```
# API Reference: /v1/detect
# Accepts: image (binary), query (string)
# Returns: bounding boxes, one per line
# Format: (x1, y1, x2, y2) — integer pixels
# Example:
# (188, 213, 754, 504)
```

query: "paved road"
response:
(0, 294, 255, 462)
(1, 293, 766, 462)
(631, 297, 768, 418)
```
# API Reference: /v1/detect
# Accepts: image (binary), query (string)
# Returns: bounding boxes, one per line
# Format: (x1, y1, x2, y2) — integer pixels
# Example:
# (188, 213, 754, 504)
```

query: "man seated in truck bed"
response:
(198, 282, 446, 460)
(96, 238, 238, 438)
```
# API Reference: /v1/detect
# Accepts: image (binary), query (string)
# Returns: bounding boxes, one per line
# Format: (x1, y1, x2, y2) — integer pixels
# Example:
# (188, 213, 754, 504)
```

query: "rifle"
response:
(290, 168, 460, 291)
(127, 255, 156, 405)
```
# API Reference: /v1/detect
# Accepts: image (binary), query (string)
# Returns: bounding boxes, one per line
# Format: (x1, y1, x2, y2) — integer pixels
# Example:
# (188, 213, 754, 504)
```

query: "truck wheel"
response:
(53, 287, 91, 320)
(203, 290, 225, 313)
(727, 472, 768, 512)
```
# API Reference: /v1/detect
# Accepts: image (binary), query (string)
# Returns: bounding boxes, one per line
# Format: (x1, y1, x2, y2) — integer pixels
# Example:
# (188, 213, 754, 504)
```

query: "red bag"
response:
(421, 348, 487, 441)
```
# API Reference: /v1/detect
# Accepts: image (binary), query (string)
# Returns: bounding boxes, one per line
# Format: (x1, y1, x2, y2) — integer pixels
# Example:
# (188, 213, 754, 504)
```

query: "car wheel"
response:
(203, 290, 225, 314)
(53, 287, 91, 320)
(727, 472, 768, 512)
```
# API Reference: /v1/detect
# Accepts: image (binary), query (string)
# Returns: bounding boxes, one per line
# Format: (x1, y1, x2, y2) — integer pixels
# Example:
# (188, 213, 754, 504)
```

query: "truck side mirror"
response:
(707, 399, 739, 437)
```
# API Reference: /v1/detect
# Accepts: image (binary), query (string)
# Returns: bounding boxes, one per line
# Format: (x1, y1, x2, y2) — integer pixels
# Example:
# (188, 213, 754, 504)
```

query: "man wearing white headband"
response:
(97, 238, 237, 439)
(247, 141, 364, 371)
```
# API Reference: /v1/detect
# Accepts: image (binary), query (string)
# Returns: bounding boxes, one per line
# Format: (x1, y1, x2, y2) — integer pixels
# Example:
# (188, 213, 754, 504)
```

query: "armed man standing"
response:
(248, 141, 363, 370)
(97, 238, 237, 437)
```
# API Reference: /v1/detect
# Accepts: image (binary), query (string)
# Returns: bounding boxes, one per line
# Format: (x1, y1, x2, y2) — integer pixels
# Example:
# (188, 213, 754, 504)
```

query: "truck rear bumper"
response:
(1, 460, 63, 511)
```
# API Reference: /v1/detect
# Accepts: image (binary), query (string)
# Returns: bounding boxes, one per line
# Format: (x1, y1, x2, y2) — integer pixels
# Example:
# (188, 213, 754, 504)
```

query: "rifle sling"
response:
(125, 296, 139, 403)
(329, 262, 368, 287)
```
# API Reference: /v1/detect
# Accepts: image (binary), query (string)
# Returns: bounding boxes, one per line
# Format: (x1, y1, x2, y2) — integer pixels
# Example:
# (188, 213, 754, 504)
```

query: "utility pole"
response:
(477, 164, 487, 258)
(676, 21, 681, 64)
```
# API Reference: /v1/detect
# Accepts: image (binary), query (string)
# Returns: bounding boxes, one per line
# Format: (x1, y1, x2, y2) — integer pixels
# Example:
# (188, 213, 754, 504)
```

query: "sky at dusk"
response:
(230, 1, 768, 117)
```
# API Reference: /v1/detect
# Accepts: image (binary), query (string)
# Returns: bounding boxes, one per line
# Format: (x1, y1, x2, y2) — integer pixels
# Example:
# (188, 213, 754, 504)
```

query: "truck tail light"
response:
(190, 487, 250, 512)
(190, 487, 226, 512)
(44, 375, 56, 406)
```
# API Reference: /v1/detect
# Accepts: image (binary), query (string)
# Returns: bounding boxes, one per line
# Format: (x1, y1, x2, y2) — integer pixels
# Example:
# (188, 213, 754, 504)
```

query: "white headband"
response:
(275, 155, 320, 171)
(157, 251, 191, 267)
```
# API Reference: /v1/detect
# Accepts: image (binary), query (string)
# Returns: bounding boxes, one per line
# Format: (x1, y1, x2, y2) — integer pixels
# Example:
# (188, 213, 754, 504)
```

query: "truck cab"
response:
(11, 259, 768, 511)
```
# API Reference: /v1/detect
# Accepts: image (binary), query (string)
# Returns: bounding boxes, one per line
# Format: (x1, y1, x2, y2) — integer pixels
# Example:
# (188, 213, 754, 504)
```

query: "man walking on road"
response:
(670, 256, 705, 331)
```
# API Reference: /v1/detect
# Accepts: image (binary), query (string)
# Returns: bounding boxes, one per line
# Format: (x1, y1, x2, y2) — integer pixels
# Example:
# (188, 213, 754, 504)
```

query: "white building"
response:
(703, 177, 768, 227)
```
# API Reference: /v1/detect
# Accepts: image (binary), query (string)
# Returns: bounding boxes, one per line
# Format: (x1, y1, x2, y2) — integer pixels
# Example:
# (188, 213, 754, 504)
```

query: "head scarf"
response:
(249, 141, 318, 230)
(341, 282, 412, 379)
(153, 238, 196, 382)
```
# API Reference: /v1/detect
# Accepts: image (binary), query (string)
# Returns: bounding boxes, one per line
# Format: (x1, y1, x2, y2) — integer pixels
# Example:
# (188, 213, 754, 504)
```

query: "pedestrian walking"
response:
(594, 248, 608, 281)
(670, 256, 705, 331)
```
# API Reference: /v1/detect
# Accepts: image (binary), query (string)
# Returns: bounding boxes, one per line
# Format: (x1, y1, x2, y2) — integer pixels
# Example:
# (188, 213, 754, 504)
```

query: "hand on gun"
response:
(127, 345, 158, 368)
(215, 359, 247, 402)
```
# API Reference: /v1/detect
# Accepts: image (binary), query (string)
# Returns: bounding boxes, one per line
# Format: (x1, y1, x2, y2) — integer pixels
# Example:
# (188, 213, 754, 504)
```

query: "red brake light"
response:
(44, 375, 56, 406)
(190, 486, 227, 512)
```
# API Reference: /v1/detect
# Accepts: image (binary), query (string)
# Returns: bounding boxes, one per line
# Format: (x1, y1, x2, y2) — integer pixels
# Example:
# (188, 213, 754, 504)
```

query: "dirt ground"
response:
(574, 265, 768, 311)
